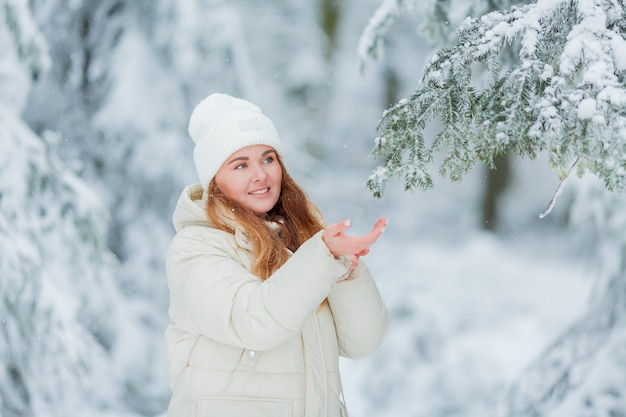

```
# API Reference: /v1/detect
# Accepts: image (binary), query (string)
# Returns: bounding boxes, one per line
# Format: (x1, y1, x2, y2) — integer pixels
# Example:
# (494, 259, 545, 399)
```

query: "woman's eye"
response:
(235, 163, 246, 170)
(263, 156, 274, 164)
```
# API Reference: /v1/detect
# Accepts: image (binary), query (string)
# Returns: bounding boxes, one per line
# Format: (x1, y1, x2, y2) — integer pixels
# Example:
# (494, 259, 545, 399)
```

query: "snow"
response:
(341, 229, 593, 417)
(610, 35, 626, 71)
(357, 0, 400, 63)
(578, 98, 597, 119)
(550, 328, 626, 417)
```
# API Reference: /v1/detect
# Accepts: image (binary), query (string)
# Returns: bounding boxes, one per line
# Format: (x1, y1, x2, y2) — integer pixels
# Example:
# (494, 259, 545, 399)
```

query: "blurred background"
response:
(1, 0, 624, 416)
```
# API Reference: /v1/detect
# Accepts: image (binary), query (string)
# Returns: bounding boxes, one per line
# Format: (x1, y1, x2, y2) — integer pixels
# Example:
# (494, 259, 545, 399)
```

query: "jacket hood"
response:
(172, 184, 245, 245)
(172, 184, 211, 232)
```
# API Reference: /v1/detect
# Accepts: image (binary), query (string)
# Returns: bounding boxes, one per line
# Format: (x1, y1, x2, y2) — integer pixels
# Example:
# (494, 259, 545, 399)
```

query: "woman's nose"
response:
(252, 164, 268, 182)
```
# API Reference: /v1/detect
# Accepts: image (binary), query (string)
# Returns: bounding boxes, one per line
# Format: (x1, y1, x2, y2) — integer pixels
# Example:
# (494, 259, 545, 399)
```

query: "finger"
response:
(371, 217, 388, 233)
(361, 218, 388, 245)
(338, 219, 352, 232)
(356, 248, 370, 257)
(325, 219, 352, 237)
(350, 254, 359, 270)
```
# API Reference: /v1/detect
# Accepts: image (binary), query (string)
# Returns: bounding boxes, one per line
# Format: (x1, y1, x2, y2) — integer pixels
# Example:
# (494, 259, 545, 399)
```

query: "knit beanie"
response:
(188, 93, 284, 190)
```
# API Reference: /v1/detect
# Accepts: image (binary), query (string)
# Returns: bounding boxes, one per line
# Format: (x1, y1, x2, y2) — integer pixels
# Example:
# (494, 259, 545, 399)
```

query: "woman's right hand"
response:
(322, 218, 387, 268)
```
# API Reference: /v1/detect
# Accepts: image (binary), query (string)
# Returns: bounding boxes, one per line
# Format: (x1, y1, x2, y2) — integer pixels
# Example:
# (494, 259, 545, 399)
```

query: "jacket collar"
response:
(172, 183, 254, 250)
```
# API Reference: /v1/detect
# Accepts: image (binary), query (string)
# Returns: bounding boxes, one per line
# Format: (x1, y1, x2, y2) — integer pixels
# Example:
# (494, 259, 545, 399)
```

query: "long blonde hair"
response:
(206, 157, 325, 280)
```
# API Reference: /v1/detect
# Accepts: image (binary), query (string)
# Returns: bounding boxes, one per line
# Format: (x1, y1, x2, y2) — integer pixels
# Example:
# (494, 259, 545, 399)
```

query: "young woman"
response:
(165, 93, 388, 417)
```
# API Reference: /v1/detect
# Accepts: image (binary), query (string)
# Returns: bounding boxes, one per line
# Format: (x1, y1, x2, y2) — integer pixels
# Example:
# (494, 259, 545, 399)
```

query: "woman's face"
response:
(214, 145, 283, 214)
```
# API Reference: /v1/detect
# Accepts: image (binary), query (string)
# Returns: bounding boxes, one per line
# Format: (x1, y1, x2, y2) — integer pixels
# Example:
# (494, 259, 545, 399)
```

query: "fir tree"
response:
(360, 0, 626, 416)
(363, 0, 626, 199)
(0, 1, 166, 415)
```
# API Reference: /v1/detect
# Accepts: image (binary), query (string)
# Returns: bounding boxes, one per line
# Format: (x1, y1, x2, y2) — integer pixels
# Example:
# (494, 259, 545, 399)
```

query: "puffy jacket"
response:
(165, 184, 388, 417)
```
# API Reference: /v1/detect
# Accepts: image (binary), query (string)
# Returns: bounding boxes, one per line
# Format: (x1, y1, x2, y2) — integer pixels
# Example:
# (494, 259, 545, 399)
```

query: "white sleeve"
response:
(327, 260, 388, 358)
(167, 229, 350, 351)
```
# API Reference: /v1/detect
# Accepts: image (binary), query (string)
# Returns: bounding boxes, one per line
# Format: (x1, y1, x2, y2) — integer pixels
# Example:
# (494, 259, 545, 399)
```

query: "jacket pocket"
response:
(189, 337, 245, 371)
(197, 396, 292, 417)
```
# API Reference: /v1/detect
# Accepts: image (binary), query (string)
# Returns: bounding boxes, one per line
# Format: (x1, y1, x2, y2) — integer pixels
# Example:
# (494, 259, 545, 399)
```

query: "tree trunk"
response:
(481, 152, 511, 231)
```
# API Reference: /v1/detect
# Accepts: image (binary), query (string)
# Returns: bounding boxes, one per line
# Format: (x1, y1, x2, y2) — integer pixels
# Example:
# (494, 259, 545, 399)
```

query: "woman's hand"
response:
(322, 218, 388, 270)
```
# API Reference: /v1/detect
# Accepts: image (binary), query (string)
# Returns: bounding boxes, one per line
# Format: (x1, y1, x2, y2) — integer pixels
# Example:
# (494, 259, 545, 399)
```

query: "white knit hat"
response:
(188, 93, 284, 189)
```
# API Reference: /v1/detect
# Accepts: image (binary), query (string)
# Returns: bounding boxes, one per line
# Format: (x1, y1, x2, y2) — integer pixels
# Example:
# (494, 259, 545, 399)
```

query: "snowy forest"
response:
(1, 0, 625, 416)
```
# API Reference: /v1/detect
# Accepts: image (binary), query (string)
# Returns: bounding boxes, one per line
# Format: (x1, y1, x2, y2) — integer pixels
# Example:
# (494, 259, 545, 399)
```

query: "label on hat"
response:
(237, 119, 263, 133)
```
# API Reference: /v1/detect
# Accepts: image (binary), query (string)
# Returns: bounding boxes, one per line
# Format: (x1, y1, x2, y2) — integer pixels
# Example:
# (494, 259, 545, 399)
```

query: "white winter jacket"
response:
(165, 184, 388, 417)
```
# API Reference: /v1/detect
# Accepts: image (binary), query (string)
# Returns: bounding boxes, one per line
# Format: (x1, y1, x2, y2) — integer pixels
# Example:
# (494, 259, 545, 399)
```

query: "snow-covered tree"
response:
(0, 118, 125, 417)
(0, 1, 163, 415)
(359, 0, 542, 229)
(360, 0, 626, 416)
(364, 0, 626, 198)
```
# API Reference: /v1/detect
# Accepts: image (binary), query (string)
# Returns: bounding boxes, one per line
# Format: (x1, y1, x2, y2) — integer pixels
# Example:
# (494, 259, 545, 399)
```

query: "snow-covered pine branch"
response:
(358, 0, 409, 68)
(358, 0, 527, 72)
(367, 0, 626, 198)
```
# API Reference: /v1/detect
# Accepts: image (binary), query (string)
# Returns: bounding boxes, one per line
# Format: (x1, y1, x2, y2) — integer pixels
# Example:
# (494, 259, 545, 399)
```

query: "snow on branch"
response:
(358, 0, 417, 70)
(367, 0, 626, 201)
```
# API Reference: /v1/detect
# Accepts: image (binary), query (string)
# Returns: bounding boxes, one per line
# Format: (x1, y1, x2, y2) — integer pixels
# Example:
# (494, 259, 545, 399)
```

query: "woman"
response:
(165, 93, 388, 417)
